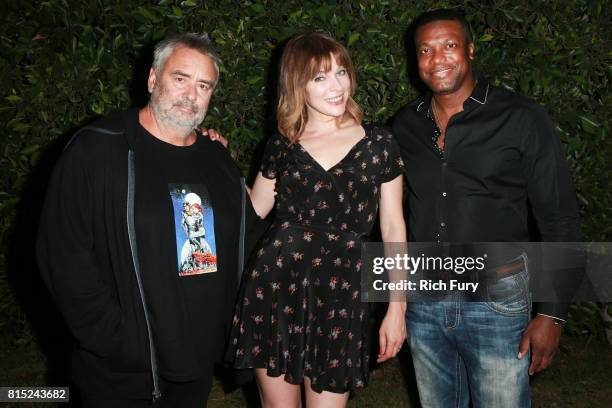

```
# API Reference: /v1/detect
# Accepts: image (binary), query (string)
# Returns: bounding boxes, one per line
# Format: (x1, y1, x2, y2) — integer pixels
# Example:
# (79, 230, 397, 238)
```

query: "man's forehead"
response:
(416, 20, 465, 43)
(162, 46, 215, 73)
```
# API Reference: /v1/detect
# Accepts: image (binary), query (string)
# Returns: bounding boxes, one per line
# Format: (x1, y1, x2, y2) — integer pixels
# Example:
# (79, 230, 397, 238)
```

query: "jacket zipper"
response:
(126, 150, 161, 401)
(238, 177, 246, 285)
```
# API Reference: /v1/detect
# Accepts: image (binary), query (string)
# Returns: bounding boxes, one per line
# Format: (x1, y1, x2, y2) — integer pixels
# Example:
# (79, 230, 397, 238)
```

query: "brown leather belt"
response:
(491, 258, 525, 278)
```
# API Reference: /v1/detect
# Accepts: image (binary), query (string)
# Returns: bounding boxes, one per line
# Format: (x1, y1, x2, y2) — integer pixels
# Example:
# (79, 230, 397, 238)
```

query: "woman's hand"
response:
(377, 174, 408, 363)
(377, 302, 407, 363)
(249, 172, 276, 219)
(200, 127, 229, 148)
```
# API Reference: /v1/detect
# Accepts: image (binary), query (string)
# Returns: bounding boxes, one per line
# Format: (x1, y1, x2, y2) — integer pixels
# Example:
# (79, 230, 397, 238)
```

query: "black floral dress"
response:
(226, 125, 404, 393)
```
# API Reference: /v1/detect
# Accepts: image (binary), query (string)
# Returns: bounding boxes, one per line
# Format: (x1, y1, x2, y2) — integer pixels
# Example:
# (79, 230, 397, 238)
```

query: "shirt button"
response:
(442, 192, 447, 197)
(440, 222, 446, 227)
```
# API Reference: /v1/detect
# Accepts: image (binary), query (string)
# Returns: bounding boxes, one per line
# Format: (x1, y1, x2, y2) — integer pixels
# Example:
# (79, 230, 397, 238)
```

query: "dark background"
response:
(0, 0, 610, 404)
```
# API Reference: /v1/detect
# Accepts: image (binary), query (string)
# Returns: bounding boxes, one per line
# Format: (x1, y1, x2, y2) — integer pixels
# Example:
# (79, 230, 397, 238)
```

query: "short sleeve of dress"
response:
(260, 133, 286, 179)
(377, 128, 405, 183)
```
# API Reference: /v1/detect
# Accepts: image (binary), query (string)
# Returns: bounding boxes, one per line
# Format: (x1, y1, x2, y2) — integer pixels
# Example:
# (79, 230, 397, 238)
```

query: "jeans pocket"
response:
(485, 270, 530, 315)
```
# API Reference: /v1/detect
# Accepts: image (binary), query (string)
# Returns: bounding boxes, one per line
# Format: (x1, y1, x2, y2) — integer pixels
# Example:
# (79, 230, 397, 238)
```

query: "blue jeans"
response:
(406, 267, 531, 408)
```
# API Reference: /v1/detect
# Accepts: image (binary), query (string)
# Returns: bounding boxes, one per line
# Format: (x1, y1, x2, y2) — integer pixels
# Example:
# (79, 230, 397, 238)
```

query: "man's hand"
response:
(518, 314, 562, 375)
(200, 127, 229, 148)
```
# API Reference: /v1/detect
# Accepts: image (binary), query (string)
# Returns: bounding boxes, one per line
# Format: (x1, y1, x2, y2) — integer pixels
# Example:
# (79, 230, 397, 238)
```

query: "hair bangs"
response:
(303, 40, 351, 84)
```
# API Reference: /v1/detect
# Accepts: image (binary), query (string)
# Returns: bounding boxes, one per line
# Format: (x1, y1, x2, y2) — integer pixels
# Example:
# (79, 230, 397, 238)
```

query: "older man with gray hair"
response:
(37, 33, 254, 407)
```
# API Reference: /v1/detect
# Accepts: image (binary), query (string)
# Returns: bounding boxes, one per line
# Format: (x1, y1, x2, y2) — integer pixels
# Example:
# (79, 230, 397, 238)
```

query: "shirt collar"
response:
(466, 74, 489, 106)
(416, 74, 490, 115)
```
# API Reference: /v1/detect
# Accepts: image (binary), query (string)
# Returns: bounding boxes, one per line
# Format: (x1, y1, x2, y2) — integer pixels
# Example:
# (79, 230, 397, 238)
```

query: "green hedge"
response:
(1, 0, 610, 338)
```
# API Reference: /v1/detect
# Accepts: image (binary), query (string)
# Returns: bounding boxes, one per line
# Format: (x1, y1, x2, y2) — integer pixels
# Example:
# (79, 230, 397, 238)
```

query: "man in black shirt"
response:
(37, 33, 255, 407)
(392, 9, 581, 407)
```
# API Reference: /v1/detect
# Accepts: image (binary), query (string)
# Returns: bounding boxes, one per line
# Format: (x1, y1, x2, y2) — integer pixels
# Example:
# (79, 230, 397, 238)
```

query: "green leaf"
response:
(579, 115, 601, 134)
(375, 106, 387, 116)
(13, 123, 31, 133)
(480, 33, 494, 42)
(250, 3, 266, 14)
(137, 7, 162, 23)
(502, 9, 526, 23)
(20, 144, 39, 156)
(348, 32, 360, 47)
(5, 95, 21, 103)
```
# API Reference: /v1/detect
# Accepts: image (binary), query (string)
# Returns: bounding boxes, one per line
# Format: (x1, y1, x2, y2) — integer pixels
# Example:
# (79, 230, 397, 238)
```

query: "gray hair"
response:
(152, 33, 221, 84)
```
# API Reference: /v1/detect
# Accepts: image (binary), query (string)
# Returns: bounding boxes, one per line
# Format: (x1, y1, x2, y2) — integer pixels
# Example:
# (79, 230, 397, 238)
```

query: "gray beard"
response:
(150, 100, 204, 136)
(149, 86, 206, 136)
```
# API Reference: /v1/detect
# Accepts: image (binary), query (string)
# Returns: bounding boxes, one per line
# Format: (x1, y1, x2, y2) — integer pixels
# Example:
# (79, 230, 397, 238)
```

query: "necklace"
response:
(430, 99, 446, 152)
(431, 99, 443, 132)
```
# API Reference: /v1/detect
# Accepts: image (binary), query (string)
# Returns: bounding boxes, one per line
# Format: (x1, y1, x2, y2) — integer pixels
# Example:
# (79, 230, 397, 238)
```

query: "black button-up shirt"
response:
(392, 76, 582, 319)
(393, 76, 581, 245)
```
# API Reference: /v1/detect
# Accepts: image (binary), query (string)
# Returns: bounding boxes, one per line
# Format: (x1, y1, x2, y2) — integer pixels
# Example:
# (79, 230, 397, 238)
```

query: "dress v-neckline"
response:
(297, 127, 368, 172)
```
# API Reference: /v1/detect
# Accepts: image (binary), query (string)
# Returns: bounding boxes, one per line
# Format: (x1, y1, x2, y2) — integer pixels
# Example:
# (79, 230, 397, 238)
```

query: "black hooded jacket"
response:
(36, 109, 263, 399)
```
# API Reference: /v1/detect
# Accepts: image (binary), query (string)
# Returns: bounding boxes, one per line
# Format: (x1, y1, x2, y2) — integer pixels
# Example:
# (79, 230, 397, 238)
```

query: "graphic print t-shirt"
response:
(170, 185, 218, 276)
(133, 125, 241, 380)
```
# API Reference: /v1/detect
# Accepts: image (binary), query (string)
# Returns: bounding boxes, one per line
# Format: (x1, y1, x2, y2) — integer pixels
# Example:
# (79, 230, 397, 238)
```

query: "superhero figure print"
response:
(169, 184, 217, 276)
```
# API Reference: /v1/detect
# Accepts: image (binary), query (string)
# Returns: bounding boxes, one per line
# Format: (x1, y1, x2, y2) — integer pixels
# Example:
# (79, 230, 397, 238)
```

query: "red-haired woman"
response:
(226, 31, 407, 407)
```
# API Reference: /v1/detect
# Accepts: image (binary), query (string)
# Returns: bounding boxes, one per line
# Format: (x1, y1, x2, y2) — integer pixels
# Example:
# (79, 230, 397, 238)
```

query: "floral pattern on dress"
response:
(226, 125, 404, 393)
